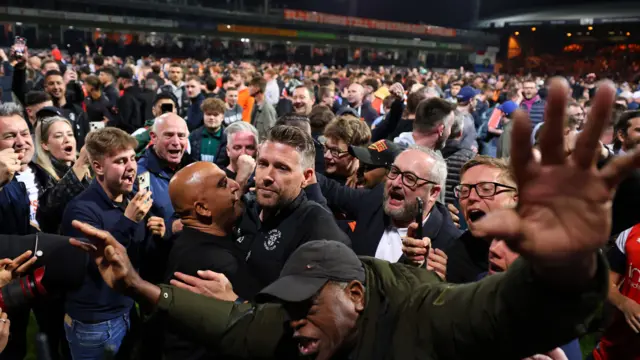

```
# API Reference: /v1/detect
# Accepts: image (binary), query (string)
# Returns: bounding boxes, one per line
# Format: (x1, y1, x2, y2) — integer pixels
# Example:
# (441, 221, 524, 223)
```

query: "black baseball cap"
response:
(349, 140, 402, 168)
(256, 240, 365, 303)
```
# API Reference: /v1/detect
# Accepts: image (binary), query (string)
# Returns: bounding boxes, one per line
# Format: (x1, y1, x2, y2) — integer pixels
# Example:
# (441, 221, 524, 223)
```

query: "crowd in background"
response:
(0, 39, 638, 360)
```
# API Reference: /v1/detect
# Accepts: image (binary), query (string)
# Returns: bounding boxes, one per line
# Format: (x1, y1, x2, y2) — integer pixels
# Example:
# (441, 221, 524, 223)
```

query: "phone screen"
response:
(14, 37, 26, 56)
(137, 172, 151, 192)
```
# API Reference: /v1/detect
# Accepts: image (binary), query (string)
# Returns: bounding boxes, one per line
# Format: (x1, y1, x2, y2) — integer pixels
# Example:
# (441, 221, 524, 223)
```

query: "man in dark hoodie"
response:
(185, 76, 205, 131)
(98, 66, 120, 108)
(116, 68, 145, 133)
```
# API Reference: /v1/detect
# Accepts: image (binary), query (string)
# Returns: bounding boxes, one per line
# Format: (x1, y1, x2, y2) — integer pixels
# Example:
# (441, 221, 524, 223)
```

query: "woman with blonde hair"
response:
(35, 116, 91, 233)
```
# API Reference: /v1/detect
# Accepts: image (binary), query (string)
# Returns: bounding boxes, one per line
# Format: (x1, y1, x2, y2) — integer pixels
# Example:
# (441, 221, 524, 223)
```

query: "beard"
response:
(382, 191, 418, 224)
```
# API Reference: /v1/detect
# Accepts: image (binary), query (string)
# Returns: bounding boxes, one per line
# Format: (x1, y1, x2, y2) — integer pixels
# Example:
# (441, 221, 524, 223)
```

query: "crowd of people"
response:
(0, 40, 638, 360)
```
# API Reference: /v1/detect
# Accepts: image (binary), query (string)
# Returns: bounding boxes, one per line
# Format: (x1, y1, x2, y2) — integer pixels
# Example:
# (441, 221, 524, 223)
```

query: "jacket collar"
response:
(88, 179, 129, 209)
(258, 190, 307, 228)
(142, 146, 189, 177)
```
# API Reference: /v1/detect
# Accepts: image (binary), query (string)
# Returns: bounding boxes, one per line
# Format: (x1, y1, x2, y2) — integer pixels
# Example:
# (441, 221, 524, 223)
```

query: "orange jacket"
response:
(238, 88, 255, 123)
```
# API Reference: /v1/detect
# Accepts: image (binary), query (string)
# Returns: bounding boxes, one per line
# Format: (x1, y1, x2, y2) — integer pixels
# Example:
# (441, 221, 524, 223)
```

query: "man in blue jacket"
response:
(61, 127, 158, 359)
(137, 112, 193, 233)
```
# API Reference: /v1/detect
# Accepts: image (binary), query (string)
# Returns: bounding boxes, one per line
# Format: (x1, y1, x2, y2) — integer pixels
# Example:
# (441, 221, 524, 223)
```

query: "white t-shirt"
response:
(16, 167, 41, 228)
(375, 214, 430, 263)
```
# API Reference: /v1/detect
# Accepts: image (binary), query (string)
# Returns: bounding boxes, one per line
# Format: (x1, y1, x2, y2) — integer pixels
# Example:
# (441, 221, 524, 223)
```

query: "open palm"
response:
(474, 78, 640, 266)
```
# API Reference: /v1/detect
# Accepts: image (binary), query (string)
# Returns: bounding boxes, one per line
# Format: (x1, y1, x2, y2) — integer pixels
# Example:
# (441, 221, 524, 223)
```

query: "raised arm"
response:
(422, 255, 607, 359)
(69, 220, 288, 360)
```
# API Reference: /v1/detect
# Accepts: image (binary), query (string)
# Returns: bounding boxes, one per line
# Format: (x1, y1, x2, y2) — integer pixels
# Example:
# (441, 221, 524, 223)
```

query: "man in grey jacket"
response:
(248, 77, 277, 141)
(223, 88, 243, 126)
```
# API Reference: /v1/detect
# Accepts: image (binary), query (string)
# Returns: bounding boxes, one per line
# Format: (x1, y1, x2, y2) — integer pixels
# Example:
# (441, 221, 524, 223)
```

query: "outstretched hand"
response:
(69, 220, 138, 292)
(472, 78, 640, 278)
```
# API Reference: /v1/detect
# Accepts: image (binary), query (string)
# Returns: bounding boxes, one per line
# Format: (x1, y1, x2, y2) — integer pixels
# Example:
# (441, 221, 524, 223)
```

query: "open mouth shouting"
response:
(295, 335, 320, 357)
(121, 173, 135, 186)
(386, 190, 405, 207)
(466, 209, 486, 223)
(63, 145, 74, 156)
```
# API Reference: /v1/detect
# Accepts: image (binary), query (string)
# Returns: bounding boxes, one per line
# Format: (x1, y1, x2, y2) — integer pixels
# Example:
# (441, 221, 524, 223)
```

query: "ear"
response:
(347, 281, 366, 312)
(616, 129, 626, 143)
(194, 201, 211, 218)
(149, 131, 158, 142)
(92, 159, 104, 176)
(302, 167, 314, 187)
(429, 185, 441, 203)
(437, 123, 445, 136)
(41, 142, 49, 152)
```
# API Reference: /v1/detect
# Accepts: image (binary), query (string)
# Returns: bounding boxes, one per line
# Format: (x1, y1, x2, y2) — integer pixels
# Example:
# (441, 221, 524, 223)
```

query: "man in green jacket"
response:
(71, 79, 638, 359)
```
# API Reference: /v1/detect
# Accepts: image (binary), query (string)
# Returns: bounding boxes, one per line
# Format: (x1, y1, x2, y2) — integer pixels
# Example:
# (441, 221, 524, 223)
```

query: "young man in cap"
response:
(347, 139, 402, 189)
(73, 78, 631, 360)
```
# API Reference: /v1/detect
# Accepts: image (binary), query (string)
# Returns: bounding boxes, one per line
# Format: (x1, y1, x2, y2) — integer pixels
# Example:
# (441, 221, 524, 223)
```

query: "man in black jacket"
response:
(116, 68, 144, 133)
(315, 145, 461, 262)
(160, 161, 262, 360)
(235, 125, 351, 289)
(98, 66, 119, 108)
(42, 71, 89, 148)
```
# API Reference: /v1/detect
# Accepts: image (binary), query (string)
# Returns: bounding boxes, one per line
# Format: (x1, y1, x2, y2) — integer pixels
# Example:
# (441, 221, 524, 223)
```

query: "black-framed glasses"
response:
(386, 165, 438, 188)
(454, 182, 517, 200)
(323, 144, 349, 158)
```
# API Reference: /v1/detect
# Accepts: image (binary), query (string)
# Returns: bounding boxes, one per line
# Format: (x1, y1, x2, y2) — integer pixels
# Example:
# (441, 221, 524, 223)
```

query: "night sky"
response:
(238, 0, 634, 28)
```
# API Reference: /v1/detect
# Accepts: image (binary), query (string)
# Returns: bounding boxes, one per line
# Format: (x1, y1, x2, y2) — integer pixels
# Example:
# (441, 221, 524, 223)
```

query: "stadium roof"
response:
(477, 2, 640, 28)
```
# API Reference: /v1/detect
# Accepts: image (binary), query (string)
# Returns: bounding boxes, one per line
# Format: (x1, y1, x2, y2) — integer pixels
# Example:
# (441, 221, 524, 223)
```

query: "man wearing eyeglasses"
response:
(322, 115, 371, 186)
(314, 145, 461, 275)
(445, 155, 519, 284)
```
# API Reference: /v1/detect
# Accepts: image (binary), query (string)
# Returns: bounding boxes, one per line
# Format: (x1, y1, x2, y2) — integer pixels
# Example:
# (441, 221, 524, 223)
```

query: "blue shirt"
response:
(61, 180, 149, 322)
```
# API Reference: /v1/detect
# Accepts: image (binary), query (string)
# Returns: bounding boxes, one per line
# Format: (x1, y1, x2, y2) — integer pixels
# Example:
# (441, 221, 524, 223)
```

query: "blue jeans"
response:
(63, 313, 130, 360)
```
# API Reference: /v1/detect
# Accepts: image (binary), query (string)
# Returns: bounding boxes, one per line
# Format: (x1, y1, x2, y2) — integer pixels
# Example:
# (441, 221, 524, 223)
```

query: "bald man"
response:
(347, 82, 378, 126)
(137, 113, 194, 233)
(160, 161, 261, 360)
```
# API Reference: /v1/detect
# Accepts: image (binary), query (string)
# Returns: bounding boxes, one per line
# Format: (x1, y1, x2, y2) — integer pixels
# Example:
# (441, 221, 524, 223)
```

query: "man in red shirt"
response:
(593, 225, 640, 359)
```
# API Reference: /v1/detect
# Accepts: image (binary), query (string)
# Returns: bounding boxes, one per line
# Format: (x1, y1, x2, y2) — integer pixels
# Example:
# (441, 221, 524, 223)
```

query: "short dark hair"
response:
(93, 55, 104, 66)
(25, 91, 51, 107)
(205, 77, 217, 92)
(265, 125, 315, 169)
(154, 92, 178, 106)
(615, 110, 640, 138)
(294, 85, 314, 100)
(85, 75, 101, 89)
(44, 70, 63, 80)
(276, 114, 311, 131)
(309, 105, 335, 133)
(362, 78, 379, 92)
(221, 75, 234, 85)
(100, 66, 117, 79)
(414, 98, 456, 133)
(249, 76, 267, 93)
